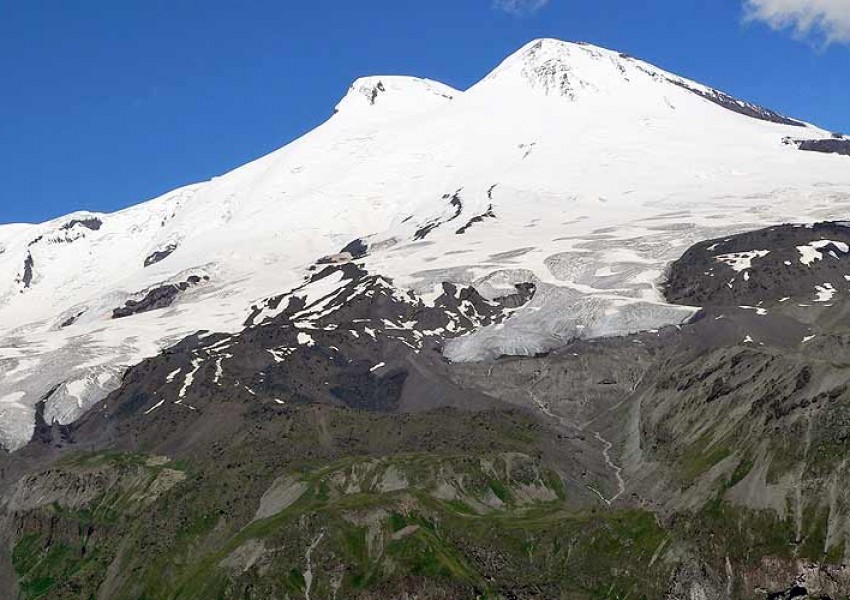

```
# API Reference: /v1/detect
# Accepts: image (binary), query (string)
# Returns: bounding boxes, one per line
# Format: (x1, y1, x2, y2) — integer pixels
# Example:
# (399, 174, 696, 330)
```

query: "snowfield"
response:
(2, 39, 850, 450)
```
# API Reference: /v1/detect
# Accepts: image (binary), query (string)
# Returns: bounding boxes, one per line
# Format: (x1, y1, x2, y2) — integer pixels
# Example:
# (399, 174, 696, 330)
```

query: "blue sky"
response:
(1, 0, 848, 224)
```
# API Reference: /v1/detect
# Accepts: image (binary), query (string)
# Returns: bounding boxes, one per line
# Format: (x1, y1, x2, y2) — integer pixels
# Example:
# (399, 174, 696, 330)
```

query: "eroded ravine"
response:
(526, 369, 628, 506)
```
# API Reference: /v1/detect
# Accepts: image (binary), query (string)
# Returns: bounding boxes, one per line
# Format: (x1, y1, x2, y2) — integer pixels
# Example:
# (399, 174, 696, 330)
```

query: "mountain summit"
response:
(0, 39, 848, 451)
(334, 75, 458, 117)
(477, 38, 681, 98)
(472, 39, 803, 126)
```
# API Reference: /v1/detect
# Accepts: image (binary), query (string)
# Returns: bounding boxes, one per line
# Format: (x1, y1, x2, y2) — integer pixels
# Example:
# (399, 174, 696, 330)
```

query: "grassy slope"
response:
(13, 369, 850, 600)
(8, 406, 674, 600)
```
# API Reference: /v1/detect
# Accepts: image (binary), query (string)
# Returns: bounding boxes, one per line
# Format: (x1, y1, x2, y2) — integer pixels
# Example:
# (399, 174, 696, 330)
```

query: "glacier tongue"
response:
(2, 38, 850, 451)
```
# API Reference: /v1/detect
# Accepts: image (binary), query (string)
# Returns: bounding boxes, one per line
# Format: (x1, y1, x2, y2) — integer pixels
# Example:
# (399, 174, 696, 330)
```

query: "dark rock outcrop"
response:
(15, 252, 35, 290)
(59, 311, 85, 329)
(796, 137, 850, 157)
(112, 276, 207, 319)
(414, 191, 464, 240)
(340, 238, 368, 259)
(143, 243, 178, 267)
(669, 80, 804, 127)
(664, 221, 850, 307)
(60, 217, 102, 231)
(456, 204, 496, 235)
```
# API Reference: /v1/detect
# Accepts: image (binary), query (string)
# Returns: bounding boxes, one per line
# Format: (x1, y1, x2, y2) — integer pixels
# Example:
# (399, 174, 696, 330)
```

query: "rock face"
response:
(794, 137, 850, 157)
(665, 221, 850, 307)
(15, 252, 34, 289)
(670, 78, 804, 127)
(112, 275, 208, 319)
(59, 217, 103, 232)
(104, 262, 534, 422)
(143, 243, 178, 267)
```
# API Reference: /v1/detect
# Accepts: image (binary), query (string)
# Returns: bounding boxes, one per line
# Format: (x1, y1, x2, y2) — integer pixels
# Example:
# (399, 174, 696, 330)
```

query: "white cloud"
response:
(493, 0, 550, 16)
(745, 0, 850, 45)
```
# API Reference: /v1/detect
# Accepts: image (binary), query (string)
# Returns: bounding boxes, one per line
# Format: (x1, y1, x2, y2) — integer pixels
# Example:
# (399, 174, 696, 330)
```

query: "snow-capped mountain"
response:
(1, 38, 849, 451)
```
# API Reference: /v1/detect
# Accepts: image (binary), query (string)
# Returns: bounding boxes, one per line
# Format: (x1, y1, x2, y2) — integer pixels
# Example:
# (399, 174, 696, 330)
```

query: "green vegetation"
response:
(8, 443, 673, 600)
(12, 401, 850, 600)
(677, 432, 732, 485)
